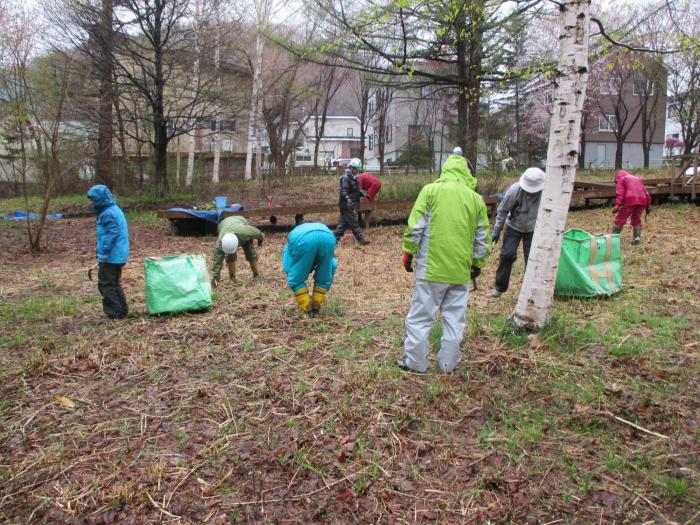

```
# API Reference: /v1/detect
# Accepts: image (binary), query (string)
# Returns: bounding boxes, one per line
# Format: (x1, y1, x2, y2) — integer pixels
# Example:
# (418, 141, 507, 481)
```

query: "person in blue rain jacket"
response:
(282, 222, 338, 315)
(87, 184, 129, 319)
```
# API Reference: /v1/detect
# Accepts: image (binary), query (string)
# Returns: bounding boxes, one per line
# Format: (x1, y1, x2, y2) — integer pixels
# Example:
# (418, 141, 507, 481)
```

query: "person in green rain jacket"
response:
(397, 152, 490, 373)
(211, 216, 265, 286)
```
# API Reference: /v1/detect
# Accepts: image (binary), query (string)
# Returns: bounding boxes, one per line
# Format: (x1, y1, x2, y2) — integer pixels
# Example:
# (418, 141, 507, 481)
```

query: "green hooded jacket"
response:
(402, 154, 491, 285)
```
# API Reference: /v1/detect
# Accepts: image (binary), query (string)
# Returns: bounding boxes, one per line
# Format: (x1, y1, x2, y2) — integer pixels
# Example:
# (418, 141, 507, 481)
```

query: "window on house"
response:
(387, 124, 392, 144)
(369, 134, 373, 150)
(600, 79, 620, 95)
(408, 124, 431, 145)
(347, 128, 353, 137)
(544, 93, 554, 104)
(368, 101, 374, 116)
(633, 79, 654, 96)
(598, 114, 617, 132)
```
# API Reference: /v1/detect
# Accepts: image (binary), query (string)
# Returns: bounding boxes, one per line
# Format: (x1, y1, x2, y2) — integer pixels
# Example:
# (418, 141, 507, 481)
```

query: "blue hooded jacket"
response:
(87, 185, 129, 264)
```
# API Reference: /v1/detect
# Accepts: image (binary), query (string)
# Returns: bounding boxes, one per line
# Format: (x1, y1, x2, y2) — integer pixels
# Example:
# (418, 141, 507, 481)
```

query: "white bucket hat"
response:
(452, 146, 463, 156)
(519, 167, 545, 193)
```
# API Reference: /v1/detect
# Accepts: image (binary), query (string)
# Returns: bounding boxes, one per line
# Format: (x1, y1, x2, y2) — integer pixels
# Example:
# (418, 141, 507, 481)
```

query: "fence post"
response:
(693, 153, 698, 201)
(670, 155, 676, 198)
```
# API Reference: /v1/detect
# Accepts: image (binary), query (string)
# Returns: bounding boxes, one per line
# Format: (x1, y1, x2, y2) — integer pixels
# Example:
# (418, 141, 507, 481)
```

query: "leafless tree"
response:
(0, 6, 77, 251)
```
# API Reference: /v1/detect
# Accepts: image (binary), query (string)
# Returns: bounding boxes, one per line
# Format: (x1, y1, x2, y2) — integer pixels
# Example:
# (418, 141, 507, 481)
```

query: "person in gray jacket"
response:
(490, 167, 545, 298)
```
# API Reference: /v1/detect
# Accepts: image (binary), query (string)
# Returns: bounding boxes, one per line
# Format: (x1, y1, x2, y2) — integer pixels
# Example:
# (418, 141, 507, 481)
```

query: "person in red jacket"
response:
(612, 169, 652, 244)
(358, 172, 382, 202)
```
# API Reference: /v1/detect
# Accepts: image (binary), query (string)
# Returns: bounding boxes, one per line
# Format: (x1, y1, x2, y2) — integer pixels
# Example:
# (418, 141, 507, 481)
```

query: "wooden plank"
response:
(158, 184, 693, 224)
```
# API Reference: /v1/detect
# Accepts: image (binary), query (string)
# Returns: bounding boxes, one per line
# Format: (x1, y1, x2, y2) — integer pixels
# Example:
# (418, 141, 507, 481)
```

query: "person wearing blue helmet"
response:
(283, 222, 338, 315)
(87, 184, 129, 319)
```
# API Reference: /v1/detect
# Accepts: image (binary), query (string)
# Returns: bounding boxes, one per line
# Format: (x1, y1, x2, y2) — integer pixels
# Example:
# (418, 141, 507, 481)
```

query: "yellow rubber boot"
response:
(310, 286, 327, 314)
(226, 260, 237, 282)
(294, 288, 311, 314)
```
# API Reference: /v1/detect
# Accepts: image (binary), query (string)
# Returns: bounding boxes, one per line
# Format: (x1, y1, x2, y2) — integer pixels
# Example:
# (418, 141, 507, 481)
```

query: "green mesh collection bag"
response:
(144, 254, 212, 315)
(554, 229, 622, 298)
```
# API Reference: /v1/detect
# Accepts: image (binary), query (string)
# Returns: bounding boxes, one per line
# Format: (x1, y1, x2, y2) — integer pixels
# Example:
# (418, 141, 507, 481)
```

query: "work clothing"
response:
(612, 170, 652, 242)
(402, 154, 489, 285)
(492, 178, 542, 295)
(338, 169, 363, 209)
(358, 173, 382, 202)
(211, 216, 264, 282)
(493, 181, 542, 234)
(335, 208, 368, 243)
(400, 154, 490, 372)
(614, 204, 645, 228)
(614, 170, 652, 209)
(87, 185, 129, 264)
(494, 227, 533, 293)
(335, 169, 368, 242)
(403, 279, 470, 373)
(87, 185, 129, 319)
(283, 223, 338, 313)
(97, 262, 128, 319)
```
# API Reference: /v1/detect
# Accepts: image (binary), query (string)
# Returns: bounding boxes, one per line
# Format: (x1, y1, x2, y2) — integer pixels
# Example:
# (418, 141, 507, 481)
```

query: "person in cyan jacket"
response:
(87, 185, 129, 319)
(334, 158, 369, 245)
(612, 169, 652, 244)
(283, 222, 338, 315)
(490, 167, 545, 298)
(398, 152, 490, 373)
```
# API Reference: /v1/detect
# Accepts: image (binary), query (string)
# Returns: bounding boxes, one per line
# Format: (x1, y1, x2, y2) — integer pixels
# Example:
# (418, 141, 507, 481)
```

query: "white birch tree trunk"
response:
(175, 135, 181, 185)
(244, 0, 269, 181)
(211, 0, 222, 183)
(185, 0, 202, 186)
(253, 58, 263, 180)
(511, 0, 591, 331)
(243, 64, 260, 181)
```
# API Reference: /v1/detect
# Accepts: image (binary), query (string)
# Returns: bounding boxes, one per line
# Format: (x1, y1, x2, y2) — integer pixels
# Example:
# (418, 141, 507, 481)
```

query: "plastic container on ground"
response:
(214, 196, 228, 209)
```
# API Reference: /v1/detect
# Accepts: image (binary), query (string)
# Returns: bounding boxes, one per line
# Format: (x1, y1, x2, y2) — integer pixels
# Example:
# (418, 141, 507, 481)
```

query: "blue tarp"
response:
(167, 204, 244, 225)
(3, 210, 63, 221)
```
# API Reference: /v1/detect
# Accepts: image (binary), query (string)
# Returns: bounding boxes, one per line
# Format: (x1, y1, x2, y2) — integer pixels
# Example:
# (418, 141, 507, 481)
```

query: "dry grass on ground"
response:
(1, 204, 699, 524)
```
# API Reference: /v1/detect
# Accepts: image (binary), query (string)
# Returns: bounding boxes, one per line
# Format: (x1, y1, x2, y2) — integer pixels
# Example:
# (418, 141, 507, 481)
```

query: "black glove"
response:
(646, 206, 652, 215)
(470, 266, 481, 280)
(491, 228, 502, 245)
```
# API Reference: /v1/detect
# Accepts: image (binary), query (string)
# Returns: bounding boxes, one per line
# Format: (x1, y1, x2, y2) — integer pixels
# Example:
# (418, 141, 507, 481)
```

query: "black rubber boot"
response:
(632, 226, 642, 245)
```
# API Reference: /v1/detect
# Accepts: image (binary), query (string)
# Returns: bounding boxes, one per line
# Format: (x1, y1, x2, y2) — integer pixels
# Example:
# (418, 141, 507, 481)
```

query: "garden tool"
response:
(87, 262, 99, 281)
(470, 266, 481, 291)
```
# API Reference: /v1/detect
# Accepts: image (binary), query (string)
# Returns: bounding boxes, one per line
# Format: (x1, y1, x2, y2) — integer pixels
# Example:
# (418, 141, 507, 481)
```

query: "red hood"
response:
(615, 169, 632, 183)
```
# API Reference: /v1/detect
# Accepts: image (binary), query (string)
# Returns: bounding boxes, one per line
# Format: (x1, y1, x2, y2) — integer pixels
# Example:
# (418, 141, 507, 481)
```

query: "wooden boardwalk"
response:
(157, 176, 698, 235)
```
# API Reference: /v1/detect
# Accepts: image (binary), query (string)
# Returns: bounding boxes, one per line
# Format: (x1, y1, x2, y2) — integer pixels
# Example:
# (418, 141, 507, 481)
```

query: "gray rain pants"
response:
(402, 278, 470, 372)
